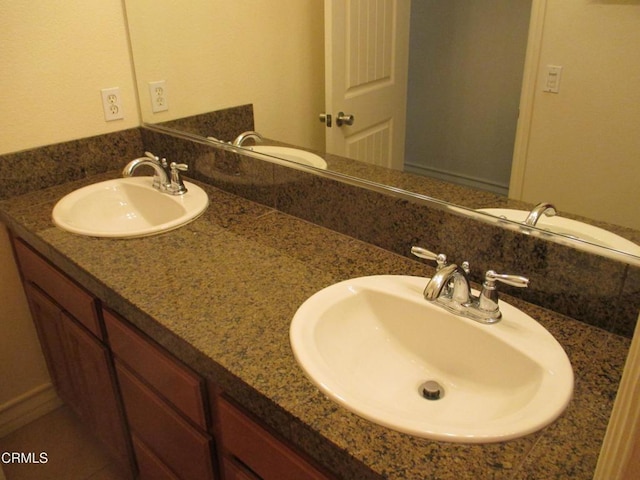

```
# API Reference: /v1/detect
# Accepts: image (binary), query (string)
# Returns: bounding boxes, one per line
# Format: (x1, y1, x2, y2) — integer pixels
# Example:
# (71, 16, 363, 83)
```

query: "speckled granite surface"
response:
(156, 104, 254, 143)
(0, 172, 630, 480)
(0, 129, 142, 200)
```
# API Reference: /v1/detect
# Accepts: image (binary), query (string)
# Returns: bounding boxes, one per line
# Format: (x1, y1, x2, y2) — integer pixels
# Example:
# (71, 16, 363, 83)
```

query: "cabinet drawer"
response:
(116, 362, 215, 480)
(104, 309, 207, 428)
(132, 434, 180, 480)
(13, 239, 101, 338)
(218, 397, 331, 480)
(222, 456, 260, 480)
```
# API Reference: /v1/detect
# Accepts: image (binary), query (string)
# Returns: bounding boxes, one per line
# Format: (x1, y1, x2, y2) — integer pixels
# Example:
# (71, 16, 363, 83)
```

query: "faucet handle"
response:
(168, 162, 188, 195)
(144, 151, 159, 161)
(484, 270, 529, 289)
(410, 246, 447, 270)
(478, 271, 529, 318)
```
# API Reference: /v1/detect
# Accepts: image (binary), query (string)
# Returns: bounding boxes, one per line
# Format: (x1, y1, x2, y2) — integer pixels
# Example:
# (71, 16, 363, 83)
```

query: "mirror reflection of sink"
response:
(290, 275, 573, 443)
(479, 208, 640, 256)
(247, 145, 327, 169)
(52, 177, 209, 238)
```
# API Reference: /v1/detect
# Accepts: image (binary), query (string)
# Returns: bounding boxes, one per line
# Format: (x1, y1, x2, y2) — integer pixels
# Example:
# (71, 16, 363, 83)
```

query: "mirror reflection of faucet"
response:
(524, 202, 557, 226)
(232, 131, 264, 147)
(122, 151, 188, 195)
(411, 246, 529, 324)
(206, 131, 264, 147)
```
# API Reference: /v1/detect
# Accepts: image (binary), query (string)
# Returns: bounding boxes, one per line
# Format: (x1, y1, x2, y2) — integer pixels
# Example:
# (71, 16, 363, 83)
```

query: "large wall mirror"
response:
(124, 0, 640, 264)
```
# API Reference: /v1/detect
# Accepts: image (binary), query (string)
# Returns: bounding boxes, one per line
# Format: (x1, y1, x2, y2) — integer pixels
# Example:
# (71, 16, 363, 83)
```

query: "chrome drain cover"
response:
(419, 380, 444, 400)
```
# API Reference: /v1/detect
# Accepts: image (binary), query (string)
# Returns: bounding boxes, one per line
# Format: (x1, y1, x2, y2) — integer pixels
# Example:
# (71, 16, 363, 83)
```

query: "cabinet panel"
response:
(14, 238, 102, 338)
(104, 309, 207, 428)
(218, 397, 331, 480)
(116, 361, 216, 480)
(25, 283, 79, 411)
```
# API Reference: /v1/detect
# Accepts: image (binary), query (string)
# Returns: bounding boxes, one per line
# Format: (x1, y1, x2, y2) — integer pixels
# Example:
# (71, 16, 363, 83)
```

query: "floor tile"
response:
(0, 406, 126, 480)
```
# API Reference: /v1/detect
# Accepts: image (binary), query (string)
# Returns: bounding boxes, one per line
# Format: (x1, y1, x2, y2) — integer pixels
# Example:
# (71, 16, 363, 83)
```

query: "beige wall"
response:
(0, 0, 138, 433)
(516, 0, 640, 229)
(126, 0, 325, 151)
(595, 312, 640, 479)
(0, 0, 139, 155)
(0, 230, 48, 407)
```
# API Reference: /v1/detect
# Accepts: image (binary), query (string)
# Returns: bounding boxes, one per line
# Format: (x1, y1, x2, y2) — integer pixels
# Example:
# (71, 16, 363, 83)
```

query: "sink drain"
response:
(419, 380, 444, 400)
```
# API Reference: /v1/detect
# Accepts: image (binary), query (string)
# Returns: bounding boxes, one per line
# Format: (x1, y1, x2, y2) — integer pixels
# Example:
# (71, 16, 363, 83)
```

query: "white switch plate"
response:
(543, 65, 563, 93)
(101, 87, 124, 121)
(148, 80, 169, 113)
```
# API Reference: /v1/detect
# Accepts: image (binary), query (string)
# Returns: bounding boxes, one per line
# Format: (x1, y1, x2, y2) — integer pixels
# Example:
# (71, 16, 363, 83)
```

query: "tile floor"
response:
(0, 406, 128, 480)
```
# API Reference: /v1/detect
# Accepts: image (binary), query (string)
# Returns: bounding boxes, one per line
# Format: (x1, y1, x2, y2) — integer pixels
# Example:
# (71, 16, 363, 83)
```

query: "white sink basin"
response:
(52, 177, 208, 238)
(479, 208, 640, 257)
(248, 145, 328, 169)
(290, 275, 573, 443)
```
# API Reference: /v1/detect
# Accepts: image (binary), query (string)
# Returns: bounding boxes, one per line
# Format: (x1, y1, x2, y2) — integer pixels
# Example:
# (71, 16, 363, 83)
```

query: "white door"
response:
(324, 0, 410, 170)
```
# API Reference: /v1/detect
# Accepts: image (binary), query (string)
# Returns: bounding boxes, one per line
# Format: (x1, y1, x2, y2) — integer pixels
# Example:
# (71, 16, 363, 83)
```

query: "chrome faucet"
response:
(411, 246, 529, 324)
(524, 202, 557, 226)
(232, 131, 264, 147)
(122, 151, 188, 195)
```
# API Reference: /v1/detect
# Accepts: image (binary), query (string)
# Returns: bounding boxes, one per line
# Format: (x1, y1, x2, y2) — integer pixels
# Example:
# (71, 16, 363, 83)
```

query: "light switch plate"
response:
(543, 65, 563, 93)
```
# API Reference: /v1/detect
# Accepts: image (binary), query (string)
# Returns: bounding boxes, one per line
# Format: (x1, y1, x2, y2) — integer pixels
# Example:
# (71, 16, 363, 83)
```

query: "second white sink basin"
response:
(290, 275, 573, 443)
(479, 208, 640, 257)
(248, 145, 328, 169)
(52, 177, 209, 238)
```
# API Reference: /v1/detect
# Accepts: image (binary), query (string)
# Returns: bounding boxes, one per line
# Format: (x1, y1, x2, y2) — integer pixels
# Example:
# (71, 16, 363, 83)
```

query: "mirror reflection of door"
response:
(325, 0, 410, 170)
(326, 0, 532, 195)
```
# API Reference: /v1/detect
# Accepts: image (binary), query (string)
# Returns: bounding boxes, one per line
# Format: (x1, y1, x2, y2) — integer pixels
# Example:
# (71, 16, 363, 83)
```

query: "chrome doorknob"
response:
(319, 113, 332, 127)
(336, 112, 354, 127)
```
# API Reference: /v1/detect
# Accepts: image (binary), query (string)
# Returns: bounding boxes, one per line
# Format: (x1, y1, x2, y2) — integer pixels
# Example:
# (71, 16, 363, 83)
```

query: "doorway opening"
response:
(404, 1, 533, 195)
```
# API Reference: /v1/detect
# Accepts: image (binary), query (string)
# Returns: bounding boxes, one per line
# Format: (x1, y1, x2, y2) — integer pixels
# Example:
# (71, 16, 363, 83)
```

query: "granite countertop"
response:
(0, 172, 630, 480)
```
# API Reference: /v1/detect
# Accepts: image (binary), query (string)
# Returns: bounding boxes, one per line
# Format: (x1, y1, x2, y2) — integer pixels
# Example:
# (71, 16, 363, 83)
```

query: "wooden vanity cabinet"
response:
(12, 238, 134, 479)
(12, 235, 334, 480)
(103, 308, 217, 480)
(214, 395, 333, 480)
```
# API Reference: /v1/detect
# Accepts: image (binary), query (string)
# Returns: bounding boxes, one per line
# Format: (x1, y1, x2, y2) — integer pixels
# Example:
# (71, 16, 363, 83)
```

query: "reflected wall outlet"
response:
(148, 80, 169, 113)
(101, 87, 124, 121)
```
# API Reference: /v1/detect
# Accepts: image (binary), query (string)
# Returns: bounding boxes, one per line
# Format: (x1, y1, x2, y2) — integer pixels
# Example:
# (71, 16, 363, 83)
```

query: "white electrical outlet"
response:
(148, 80, 169, 113)
(101, 87, 124, 121)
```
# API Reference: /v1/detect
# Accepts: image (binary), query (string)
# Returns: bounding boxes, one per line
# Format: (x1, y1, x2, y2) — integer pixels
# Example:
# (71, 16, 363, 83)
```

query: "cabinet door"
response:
(24, 283, 134, 478)
(61, 309, 133, 472)
(25, 283, 80, 412)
